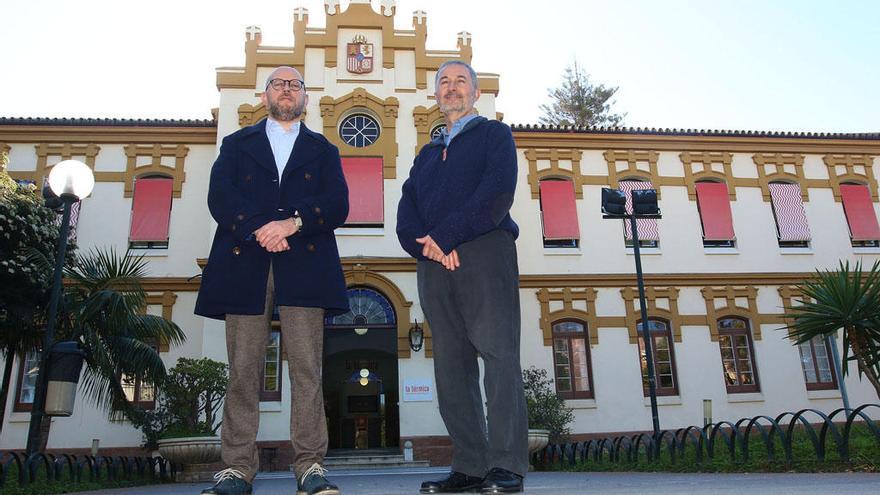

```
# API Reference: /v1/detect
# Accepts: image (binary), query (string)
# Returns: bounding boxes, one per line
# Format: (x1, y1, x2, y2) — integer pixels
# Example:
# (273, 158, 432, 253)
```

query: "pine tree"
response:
(539, 61, 625, 127)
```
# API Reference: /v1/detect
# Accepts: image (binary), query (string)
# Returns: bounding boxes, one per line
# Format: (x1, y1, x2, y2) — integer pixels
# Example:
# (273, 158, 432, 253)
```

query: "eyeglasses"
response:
(267, 78, 305, 91)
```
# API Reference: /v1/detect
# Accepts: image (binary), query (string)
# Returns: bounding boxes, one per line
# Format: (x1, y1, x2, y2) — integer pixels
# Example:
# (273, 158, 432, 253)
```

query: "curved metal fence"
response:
(0, 451, 175, 488)
(532, 404, 880, 469)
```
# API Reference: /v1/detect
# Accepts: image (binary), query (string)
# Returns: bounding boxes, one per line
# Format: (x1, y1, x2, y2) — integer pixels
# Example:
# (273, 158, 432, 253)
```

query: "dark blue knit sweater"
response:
(396, 116, 519, 260)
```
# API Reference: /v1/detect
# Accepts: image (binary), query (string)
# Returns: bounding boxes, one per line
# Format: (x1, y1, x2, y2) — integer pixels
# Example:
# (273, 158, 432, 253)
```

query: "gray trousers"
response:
(417, 229, 528, 477)
(223, 266, 327, 480)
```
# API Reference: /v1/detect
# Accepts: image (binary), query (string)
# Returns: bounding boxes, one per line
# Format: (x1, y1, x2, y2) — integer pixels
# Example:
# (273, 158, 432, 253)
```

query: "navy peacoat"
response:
(195, 119, 350, 320)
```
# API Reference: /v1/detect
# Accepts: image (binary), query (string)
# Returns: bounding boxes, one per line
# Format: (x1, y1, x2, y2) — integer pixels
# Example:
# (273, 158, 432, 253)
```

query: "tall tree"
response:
(0, 153, 58, 434)
(539, 61, 625, 127)
(783, 260, 880, 399)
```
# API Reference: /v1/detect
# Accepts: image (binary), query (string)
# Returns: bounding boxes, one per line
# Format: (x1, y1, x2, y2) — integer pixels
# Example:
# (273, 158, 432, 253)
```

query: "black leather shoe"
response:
(420, 471, 484, 493)
(480, 467, 523, 494)
(201, 468, 253, 495)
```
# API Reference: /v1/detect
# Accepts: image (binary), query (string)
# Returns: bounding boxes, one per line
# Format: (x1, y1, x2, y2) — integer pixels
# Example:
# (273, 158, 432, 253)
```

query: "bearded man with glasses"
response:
(196, 66, 348, 495)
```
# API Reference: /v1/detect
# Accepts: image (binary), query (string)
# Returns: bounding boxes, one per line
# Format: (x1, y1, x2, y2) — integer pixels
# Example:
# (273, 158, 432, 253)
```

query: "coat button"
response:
(317, 218, 324, 225)
(232, 247, 241, 255)
(237, 214, 245, 221)
(304, 172, 312, 180)
(313, 206, 321, 214)
(231, 224, 237, 231)
(307, 243, 315, 252)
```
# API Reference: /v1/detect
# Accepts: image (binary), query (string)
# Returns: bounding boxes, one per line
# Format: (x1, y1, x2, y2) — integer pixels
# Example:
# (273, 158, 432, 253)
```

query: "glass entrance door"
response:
(323, 288, 399, 450)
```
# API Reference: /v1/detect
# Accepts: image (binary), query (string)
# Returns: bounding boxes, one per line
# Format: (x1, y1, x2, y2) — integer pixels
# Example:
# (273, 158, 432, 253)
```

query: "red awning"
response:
(840, 184, 880, 241)
(341, 157, 384, 224)
(695, 182, 735, 240)
(129, 177, 173, 241)
(539, 180, 580, 240)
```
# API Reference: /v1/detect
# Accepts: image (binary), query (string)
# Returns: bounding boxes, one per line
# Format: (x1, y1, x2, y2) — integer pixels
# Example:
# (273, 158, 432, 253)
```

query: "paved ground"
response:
(74, 466, 880, 494)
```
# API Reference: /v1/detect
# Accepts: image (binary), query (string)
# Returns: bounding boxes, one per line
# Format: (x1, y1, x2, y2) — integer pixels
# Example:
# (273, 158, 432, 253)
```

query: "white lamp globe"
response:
(48, 160, 95, 199)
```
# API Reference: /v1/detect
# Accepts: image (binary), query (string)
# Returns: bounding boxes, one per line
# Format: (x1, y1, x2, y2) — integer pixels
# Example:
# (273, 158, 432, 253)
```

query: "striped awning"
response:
(768, 183, 811, 241)
(618, 180, 659, 241)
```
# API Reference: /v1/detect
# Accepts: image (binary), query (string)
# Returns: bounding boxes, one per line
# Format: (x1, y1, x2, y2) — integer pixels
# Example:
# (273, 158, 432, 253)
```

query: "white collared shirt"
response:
(265, 118, 300, 183)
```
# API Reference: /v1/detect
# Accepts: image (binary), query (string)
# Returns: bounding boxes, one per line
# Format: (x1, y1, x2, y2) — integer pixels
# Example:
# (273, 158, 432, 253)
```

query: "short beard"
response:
(268, 98, 305, 122)
(439, 94, 472, 116)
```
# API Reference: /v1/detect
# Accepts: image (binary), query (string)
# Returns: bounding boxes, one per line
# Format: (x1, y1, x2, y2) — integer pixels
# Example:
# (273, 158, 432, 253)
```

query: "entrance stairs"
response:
(322, 448, 431, 470)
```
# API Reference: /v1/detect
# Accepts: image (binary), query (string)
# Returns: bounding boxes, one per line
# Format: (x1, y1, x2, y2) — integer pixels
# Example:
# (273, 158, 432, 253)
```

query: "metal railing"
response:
(1, 451, 175, 488)
(533, 404, 880, 469)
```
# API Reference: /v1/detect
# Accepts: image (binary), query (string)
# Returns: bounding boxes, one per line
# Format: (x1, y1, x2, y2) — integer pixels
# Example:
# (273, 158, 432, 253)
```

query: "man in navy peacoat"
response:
(194, 116, 349, 319)
(195, 66, 347, 495)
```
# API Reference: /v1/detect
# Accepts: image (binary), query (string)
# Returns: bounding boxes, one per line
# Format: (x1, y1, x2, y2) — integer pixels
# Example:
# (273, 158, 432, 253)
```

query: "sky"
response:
(1, 0, 877, 132)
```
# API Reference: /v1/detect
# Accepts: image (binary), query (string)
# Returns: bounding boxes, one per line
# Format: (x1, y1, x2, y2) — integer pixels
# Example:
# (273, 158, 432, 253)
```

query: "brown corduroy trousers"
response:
(222, 267, 327, 480)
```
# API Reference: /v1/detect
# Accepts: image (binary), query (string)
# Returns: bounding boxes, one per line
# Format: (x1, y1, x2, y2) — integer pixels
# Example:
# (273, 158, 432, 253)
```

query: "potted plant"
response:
(522, 366, 574, 455)
(132, 357, 228, 481)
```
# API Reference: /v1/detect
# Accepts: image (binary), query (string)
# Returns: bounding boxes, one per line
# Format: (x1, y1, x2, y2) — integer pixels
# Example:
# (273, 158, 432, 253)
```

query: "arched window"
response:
(339, 114, 380, 148)
(717, 317, 760, 393)
(551, 320, 594, 399)
(637, 319, 678, 396)
(326, 287, 396, 327)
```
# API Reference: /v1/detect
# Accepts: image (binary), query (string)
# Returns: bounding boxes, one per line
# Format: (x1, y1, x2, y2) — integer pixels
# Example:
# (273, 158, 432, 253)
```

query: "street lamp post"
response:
(601, 187, 662, 443)
(25, 160, 94, 455)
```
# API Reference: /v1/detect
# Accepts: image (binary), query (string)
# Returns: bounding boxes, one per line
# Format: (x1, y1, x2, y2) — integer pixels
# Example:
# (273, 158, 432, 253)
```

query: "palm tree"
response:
(27, 247, 187, 445)
(783, 260, 880, 399)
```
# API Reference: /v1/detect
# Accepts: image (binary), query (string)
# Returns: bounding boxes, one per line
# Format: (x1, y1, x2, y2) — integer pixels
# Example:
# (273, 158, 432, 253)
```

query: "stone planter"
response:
(157, 436, 222, 482)
(527, 429, 550, 472)
(527, 428, 550, 454)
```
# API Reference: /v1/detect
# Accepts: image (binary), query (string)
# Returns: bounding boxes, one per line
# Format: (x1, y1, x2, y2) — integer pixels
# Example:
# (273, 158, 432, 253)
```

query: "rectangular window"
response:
(551, 321, 594, 399)
(717, 318, 760, 393)
(129, 177, 173, 249)
(261, 330, 282, 402)
(840, 184, 880, 247)
(637, 320, 678, 396)
(799, 336, 838, 391)
(619, 180, 659, 248)
(695, 181, 735, 247)
(341, 157, 384, 226)
(121, 374, 156, 409)
(120, 343, 158, 409)
(539, 180, 580, 248)
(14, 350, 40, 412)
(768, 182, 811, 248)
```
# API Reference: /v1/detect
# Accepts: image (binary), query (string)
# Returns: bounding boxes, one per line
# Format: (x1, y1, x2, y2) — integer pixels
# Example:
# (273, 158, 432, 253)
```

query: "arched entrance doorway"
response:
(323, 287, 399, 451)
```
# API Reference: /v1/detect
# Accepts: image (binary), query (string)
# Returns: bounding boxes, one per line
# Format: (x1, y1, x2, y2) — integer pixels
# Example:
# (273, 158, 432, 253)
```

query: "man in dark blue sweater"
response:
(397, 61, 527, 494)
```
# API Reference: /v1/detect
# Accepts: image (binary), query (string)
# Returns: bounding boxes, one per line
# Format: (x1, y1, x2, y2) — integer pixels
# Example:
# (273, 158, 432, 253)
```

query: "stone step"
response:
(293, 453, 431, 471)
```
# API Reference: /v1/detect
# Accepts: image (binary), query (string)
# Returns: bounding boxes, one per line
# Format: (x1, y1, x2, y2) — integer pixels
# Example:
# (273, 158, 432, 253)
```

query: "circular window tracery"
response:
(430, 123, 446, 140)
(339, 114, 380, 147)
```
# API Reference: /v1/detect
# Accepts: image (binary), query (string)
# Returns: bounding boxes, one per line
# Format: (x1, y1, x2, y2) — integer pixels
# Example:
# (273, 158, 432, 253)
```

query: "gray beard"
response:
(268, 100, 303, 121)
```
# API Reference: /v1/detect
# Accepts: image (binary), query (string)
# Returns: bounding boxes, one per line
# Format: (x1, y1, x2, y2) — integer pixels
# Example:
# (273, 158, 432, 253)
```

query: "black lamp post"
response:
(25, 160, 94, 455)
(601, 187, 662, 442)
(408, 319, 424, 352)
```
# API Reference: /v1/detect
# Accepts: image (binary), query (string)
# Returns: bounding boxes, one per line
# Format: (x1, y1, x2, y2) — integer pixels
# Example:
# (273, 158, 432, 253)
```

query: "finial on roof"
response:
(245, 25, 261, 42)
(325, 0, 341, 16)
(413, 10, 427, 26)
(381, 0, 396, 16)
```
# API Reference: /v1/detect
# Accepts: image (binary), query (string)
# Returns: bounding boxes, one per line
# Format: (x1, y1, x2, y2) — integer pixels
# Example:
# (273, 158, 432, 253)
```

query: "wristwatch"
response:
(292, 210, 303, 229)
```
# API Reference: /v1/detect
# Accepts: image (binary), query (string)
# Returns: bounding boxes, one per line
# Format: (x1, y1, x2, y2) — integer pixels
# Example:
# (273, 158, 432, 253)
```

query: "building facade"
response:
(2, 0, 879, 465)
